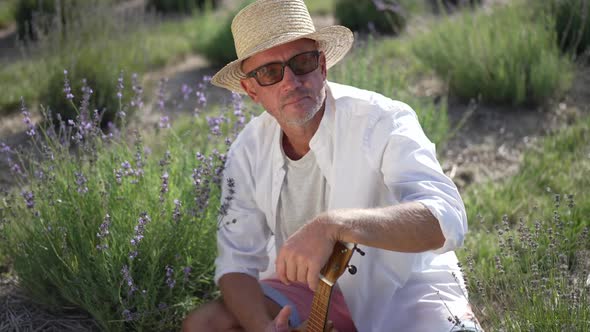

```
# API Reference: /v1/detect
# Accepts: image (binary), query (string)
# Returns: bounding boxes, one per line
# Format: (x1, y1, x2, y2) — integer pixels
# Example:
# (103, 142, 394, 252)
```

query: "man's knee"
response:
(182, 299, 239, 332)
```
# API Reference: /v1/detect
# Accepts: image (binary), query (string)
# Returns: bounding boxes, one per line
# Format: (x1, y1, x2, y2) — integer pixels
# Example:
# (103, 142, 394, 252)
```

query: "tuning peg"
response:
(347, 264, 357, 275)
(354, 247, 365, 256)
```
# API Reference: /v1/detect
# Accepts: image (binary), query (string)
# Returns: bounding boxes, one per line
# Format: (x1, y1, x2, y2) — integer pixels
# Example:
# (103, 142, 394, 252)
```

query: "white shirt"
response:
(215, 82, 470, 331)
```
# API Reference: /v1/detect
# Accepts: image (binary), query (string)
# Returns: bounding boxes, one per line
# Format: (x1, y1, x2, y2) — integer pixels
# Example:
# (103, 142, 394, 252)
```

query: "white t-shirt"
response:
(277, 145, 330, 243)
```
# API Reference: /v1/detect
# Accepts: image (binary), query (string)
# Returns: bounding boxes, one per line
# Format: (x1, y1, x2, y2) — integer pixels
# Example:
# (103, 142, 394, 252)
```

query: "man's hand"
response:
(275, 217, 338, 291)
(265, 305, 338, 332)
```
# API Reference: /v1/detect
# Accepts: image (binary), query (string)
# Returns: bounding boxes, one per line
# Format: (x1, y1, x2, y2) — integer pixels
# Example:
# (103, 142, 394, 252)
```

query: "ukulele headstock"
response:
(320, 242, 358, 284)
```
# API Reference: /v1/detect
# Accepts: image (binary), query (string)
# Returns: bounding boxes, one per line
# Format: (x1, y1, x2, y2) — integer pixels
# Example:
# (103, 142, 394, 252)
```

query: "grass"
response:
(0, 3, 230, 116)
(0, 0, 16, 29)
(304, 0, 334, 15)
(412, 0, 573, 106)
(459, 113, 590, 330)
(0, 0, 589, 330)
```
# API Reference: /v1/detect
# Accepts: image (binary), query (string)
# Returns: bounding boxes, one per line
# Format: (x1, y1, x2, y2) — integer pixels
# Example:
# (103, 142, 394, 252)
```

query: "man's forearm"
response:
(219, 273, 273, 331)
(321, 202, 445, 252)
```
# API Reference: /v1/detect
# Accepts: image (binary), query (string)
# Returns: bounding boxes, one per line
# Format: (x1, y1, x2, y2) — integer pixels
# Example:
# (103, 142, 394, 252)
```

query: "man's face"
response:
(240, 38, 327, 128)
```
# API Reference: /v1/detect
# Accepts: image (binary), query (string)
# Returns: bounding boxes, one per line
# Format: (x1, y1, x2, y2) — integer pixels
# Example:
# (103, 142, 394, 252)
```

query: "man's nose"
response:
(280, 66, 303, 90)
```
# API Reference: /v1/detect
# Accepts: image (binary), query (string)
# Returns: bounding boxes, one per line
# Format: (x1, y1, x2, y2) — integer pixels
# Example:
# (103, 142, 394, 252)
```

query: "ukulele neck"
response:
(306, 276, 334, 332)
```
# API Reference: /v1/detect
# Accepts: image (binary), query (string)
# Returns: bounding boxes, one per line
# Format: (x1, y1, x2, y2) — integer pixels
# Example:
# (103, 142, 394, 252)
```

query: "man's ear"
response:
(240, 79, 259, 103)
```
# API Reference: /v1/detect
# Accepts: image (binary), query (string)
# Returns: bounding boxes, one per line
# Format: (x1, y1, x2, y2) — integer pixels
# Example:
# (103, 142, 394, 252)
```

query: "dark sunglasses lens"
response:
(290, 52, 319, 75)
(256, 63, 284, 85)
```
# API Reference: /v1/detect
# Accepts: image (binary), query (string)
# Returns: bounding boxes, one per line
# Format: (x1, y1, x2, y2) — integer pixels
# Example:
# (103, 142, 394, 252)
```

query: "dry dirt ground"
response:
(0, 2, 589, 331)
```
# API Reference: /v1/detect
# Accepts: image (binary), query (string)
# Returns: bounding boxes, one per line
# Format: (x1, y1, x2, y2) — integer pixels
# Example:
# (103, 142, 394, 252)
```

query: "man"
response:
(183, 0, 480, 331)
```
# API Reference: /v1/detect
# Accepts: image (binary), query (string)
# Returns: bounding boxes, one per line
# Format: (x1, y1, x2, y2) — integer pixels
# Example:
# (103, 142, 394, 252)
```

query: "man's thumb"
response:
(275, 305, 292, 329)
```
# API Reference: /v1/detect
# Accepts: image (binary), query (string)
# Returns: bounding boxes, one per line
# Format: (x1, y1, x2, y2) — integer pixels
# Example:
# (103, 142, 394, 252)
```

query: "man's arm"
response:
(324, 201, 445, 252)
(275, 202, 444, 291)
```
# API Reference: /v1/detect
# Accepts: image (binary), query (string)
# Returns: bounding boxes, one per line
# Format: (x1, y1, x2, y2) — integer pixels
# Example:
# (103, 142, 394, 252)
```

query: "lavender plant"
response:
(460, 195, 590, 330)
(0, 72, 249, 330)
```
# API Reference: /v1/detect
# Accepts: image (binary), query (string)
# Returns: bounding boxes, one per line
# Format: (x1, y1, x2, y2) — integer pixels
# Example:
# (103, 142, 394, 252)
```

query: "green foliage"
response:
(14, 0, 103, 41)
(304, 0, 334, 15)
(412, 2, 573, 106)
(460, 115, 590, 330)
(551, 0, 590, 58)
(193, 0, 253, 66)
(146, 0, 218, 14)
(334, 0, 407, 34)
(0, 0, 16, 29)
(43, 53, 126, 128)
(0, 2, 200, 116)
(0, 95, 249, 330)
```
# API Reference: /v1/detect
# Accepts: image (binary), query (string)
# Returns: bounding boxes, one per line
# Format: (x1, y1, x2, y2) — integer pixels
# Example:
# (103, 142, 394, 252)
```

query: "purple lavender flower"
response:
(129, 212, 151, 260)
(181, 83, 193, 101)
(79, 79, 93, 121)
(121, 264, 138, 296)
(173, 199, 182, 223)
(165, 265, 176, 289)
(63, 70, 74, 100)
(122, 309, 134, 322)
(159, 172, 169, 202)
(22, 190, 34, 209)
(96, 214, 111, 251)
(207, 116, 223, 136)
(159, 115, 170, 129)
(183, 266, 191, 283)
(0, 142, 11, 153)
(130, 73, 144, 109)
(157, 78, 167, 112)
(116, 71, 124, 100)
(114, 169, 123, 185)
(75, 171, 88, 194)
(9, 158, 23, 175)
(21, 98, 35, 137)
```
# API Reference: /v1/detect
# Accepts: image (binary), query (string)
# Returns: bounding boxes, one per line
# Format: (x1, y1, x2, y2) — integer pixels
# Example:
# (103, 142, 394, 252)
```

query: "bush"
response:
(146, 0, 218, 14)
(42, 51, 130, 129)
(195, 0, 253, 66)
(14, 0, 99, 41)
(412, 2, 572, 106)
(0, 0, 16, 29)
(0, 86, 250, 330)
(551, 0, 590, 58)
(334, 0, 407, 35)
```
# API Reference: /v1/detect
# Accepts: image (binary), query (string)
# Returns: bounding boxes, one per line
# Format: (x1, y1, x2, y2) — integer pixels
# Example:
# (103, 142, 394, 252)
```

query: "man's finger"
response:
(286, 257, 298, 284)
(307, 263, 321, 291)
(325, 320, 338, 332)
(274, 305, 292, 331)
(276, 257, 290, 285)
(296, 263, 308, 284)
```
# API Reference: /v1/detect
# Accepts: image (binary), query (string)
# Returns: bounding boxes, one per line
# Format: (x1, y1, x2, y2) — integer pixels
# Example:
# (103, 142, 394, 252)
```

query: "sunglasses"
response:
(245, 50, 321, 86)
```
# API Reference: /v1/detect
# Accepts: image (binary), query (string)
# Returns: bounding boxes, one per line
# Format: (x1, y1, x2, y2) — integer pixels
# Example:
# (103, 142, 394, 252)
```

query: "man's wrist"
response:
(316, 210, 345, 243)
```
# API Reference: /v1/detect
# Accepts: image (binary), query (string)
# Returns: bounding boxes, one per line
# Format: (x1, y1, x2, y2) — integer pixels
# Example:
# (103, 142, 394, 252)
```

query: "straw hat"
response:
(211, 0, 354, 94)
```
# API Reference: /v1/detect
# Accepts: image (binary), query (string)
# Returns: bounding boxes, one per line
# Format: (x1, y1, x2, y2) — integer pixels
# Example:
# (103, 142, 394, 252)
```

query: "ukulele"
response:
(302, 241, 364, 332)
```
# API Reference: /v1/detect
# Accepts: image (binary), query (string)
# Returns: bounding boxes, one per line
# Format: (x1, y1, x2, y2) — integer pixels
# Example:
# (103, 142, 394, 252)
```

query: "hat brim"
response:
(211, 25, 354, 94)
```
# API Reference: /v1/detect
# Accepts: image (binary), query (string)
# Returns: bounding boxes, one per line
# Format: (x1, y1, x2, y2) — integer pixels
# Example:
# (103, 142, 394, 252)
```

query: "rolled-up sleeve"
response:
(214, 145, 271, 284)
(379, 105, 468, 254)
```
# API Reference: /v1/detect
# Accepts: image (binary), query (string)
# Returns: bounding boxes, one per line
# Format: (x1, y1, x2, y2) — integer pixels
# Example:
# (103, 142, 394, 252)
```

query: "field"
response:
(0, 0, 589, 330)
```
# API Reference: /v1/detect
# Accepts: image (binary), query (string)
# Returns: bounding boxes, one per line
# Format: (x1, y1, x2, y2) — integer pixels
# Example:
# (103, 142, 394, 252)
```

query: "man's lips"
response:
(283, 95, 308, 106)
